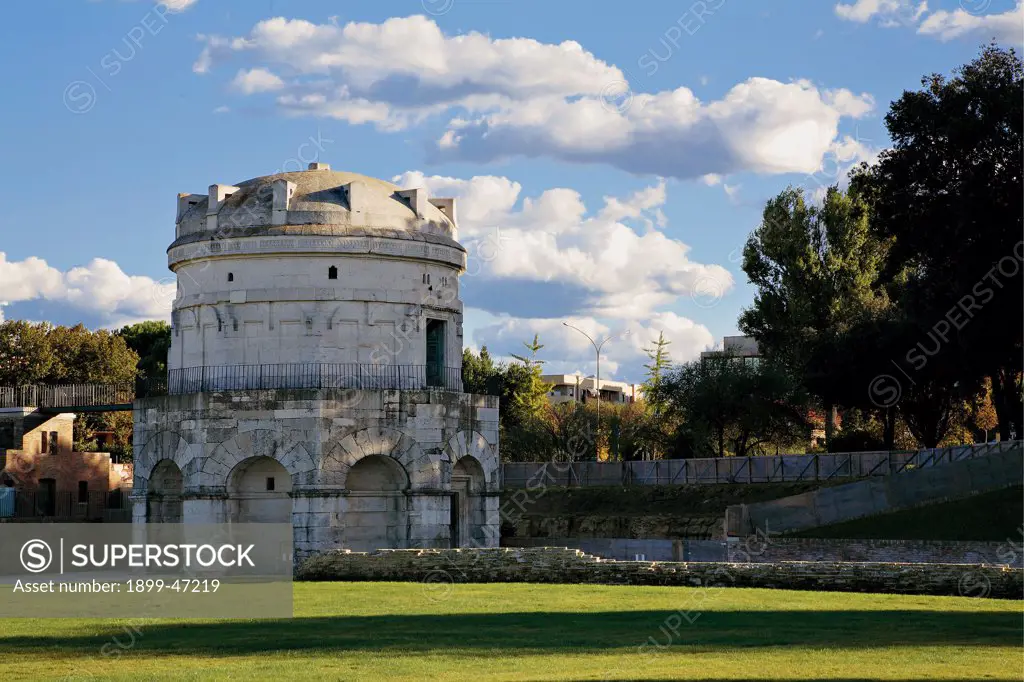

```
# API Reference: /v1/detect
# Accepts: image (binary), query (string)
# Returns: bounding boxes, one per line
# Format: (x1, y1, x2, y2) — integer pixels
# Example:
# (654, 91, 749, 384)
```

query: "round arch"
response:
(147, 459, 183, 523)
(134, 430, 194, 492)
(202, 429, 316, 491)
(226, 456, 292, 524)
(321, 427, 442, 489)
(444, 431, 498, 548)
(443, 431, 498, 491)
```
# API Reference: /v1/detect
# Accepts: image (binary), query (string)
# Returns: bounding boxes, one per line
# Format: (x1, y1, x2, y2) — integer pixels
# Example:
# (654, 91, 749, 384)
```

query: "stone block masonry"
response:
(503, 536, 1024, 567)
(133, 388, 501, 556)
(295, 547, 1024, 600)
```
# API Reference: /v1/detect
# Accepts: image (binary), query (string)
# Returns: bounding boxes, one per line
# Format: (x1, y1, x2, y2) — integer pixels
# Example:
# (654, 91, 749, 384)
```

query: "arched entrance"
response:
(227, 456, 292, 524)
(344, 455, 409, 551)
(451, 456, 485, 547)
(147, 460, 182, 523)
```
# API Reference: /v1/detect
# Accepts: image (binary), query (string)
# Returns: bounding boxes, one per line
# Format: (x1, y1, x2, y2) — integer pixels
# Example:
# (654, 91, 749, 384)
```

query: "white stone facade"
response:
(133, 164, 501, 556)
(168, 165, 465, 371)
(133, 389, 501, 556)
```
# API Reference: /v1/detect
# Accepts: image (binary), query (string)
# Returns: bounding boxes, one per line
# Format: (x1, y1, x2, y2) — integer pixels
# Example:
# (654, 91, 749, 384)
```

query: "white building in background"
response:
(700, 335, 761, 366)
(541, 374, 643, 406)
(133, 163, 500, 558)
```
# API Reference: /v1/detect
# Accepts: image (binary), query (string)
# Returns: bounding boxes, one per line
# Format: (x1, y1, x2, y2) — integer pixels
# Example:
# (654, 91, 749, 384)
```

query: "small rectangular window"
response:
(49, 432, 59, 454)
(78, 481, 88, 504)
(266, 477, 275, 492)
(40, 433, 47, 453)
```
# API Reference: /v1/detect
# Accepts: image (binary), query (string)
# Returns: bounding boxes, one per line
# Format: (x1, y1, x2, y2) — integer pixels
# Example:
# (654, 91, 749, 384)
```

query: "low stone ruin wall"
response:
(503, 536, 1024, 566)
(295, 547, 1023, 599)
(727, 537, 1024, 567)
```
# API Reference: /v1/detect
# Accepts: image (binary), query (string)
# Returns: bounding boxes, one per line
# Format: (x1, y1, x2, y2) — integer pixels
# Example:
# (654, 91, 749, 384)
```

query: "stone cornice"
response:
(169, 233, 466, 271)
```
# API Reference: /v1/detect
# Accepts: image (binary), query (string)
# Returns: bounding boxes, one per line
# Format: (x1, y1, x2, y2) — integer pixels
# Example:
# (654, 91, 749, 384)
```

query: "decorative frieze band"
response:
(169, 235, 466, 269)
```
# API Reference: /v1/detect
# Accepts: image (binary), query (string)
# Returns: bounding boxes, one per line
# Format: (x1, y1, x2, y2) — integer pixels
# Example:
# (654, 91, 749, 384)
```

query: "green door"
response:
(426, 319, 445, 387)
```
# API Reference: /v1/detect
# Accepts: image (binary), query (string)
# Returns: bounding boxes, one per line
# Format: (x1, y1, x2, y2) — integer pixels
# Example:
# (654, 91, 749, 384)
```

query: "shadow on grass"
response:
(0, 610, 1019, 658)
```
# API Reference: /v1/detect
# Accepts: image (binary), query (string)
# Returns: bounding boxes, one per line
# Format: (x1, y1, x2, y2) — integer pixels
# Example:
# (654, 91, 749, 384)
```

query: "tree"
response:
(651, 357, 810, 458)
(118, 321, 171, 380)
(739, 185, 888, 446)
(462, 346, 498, 395)
(496, 362, 554, 462)
(545, 401, 596, 462)
(508, 334, 551, 419)
(897, 374, 960, 448)
(609, 401, 671, 461)
(43, 324, 138, 385)
(968, 378, 1001, 442)
(642, 332, 672, 414)
(829, 407, 917, 452)
(463, 340, 556, 462)
(0, 321, 54, 385)
(0, 321, 139, 459)
(45, 324, 139, 460)
(851, 45, 1023, 441)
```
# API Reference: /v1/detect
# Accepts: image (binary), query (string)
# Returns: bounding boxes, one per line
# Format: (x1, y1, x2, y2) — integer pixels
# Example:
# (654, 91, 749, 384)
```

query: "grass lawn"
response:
(793, 485, 1024, 541)
(0, 582, 1020, 681)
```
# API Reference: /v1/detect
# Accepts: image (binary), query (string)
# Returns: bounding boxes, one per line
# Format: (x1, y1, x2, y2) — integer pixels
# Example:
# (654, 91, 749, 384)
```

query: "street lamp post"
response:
(562, 322, 630, 458)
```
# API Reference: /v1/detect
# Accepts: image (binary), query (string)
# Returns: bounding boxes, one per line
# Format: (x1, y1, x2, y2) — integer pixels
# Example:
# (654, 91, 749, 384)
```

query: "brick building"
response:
(0, 408, 132, 520)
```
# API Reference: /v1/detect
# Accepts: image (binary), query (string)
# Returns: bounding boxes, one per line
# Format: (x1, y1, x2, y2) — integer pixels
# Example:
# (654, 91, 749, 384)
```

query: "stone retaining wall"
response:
(727, 445, 1023, 536)
(296, 546, 1023, 599)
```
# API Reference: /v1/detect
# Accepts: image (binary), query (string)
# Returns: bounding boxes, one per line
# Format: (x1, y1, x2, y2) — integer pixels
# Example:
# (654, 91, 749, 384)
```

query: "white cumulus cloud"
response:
(160, 0, 199, 11)
(193, 15, 875, 179)
(836, 0, 1022, 44)
(835, 0, 928, 25)
(230, 67, 286, 94)
(394, 171, 733, 319)
(471, 311, 715, 380)
(0, 253, 173, 327)
(394, 172, 727, 379)
(918, 2, 1023, 43)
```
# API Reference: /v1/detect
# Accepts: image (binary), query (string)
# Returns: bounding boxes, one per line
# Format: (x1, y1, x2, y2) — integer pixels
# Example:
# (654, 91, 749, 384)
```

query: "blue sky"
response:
(0, 0, 1019, 381)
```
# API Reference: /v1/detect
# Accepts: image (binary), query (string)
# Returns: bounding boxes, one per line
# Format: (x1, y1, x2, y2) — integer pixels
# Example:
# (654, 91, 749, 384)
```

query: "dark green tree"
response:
(851, 44, 1024, 441)
(740, 185, 888, 446)
(461, 346, 498, 395)
(463, 340, 556, 462)
(118, 321, 171, 380)
(43, 324, 138, 385)
(508, 334, 551, 419)
(651, 357, 810, 458)
(0, 320, 54, 385)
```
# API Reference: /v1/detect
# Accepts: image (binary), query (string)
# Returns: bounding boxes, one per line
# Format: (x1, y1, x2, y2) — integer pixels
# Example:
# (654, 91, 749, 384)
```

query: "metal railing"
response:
(0, 488, 131, 522)
(167, 364, 463, 393)
(501, 441, 1023, 488)
(0, 364, 466, 410)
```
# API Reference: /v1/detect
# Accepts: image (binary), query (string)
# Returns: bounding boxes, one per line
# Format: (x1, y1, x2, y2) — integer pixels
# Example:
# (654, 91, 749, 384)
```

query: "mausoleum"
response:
(132, 163, 501, 557)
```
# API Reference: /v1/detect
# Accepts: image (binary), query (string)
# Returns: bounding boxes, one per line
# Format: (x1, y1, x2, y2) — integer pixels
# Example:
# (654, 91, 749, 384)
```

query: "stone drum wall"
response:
(132, 388, 501, 558)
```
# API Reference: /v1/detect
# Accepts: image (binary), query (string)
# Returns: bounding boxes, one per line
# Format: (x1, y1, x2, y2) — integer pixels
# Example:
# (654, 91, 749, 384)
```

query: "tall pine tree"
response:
(642, 332, 672, 413)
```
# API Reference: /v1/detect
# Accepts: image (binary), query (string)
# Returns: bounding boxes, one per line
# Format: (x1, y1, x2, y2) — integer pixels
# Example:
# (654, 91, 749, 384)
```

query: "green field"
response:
(1, 582, 1020, 681)
(793, 485, 1024, 541)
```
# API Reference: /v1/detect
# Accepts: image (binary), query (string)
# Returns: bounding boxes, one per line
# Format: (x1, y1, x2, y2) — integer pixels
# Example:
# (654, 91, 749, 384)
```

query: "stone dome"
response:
(171, 163, 458, 250)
